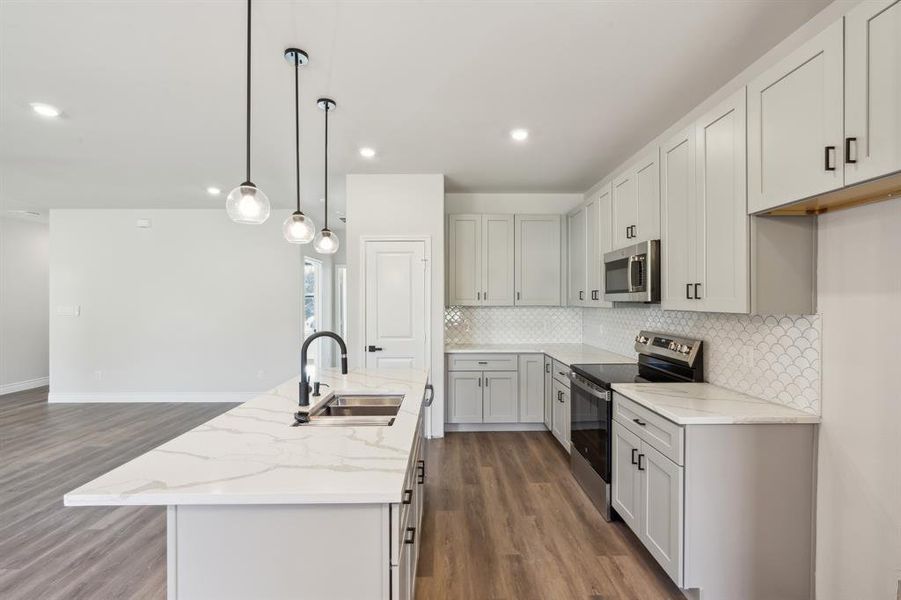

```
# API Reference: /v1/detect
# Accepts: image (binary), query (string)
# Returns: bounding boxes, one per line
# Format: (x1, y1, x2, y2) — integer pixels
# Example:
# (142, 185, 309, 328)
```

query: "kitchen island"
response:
(65, 368, 430, 600)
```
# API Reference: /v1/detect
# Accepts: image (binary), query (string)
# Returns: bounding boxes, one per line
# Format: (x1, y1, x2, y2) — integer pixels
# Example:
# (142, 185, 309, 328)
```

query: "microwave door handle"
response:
(626, 255, 636, 292)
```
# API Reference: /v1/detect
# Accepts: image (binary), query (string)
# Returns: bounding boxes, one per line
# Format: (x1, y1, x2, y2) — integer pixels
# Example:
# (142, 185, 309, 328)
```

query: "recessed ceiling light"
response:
(206, 186, 221, 196)
(30, 103, 61, 118)
(359, 147, 376, 159)
(510, 128, 529, 142)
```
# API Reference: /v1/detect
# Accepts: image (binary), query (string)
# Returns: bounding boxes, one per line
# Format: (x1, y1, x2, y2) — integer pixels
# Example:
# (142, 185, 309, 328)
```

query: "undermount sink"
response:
(303, 394, 404, 426)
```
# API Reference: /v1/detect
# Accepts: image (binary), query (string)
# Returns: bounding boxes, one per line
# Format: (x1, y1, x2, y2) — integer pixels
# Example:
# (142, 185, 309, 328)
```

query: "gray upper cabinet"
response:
(748, 20, 844, 213)
(567, 207, 587, 306)
(447, 214, 513, 306)
(612, 149, 660, 249)
(514, 215, 561, 306)
(844, 0, 901, 185)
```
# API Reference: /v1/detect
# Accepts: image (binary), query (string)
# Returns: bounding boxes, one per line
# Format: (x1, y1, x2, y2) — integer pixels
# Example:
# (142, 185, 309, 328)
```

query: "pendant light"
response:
(313, 98, 339, 254)
(282, 48, 315, 244)
(226, 0, 270, 224)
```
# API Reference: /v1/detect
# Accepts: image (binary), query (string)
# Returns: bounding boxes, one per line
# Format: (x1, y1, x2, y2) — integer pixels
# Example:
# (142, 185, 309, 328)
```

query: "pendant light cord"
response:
(323, 103, 329, 230)
(245, 0, 252, 183)
(294, 55, 301, 213)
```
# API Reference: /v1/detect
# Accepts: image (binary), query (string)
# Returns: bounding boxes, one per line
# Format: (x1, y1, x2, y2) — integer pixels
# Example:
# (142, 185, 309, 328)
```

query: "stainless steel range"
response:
(569, 331, 703, 521)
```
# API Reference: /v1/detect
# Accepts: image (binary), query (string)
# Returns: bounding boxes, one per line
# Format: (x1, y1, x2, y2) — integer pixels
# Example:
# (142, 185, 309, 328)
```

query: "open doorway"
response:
(303, 257, 323, 377)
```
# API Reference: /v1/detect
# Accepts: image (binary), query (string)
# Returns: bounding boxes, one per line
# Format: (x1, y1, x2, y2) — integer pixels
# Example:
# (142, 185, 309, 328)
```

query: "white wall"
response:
(445, 192, 583, 215)
(49, 209, 302, 402)
(346, 174, 445, 437)
(815, 198, 901, 599)
(0, 216, 50, 394)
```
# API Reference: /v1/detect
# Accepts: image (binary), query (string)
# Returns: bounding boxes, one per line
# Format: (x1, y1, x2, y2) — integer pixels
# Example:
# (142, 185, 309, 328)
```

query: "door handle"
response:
(694, 283, 701, 299)
(367, 345, 383, 352)
(685, 283, 693, 300)
(404, 526, 416, 545)
(845, 137, 857, 164)
(824, 145, 836, 171)
(631, 448, 638, 465)
(637, 454, 645, 471)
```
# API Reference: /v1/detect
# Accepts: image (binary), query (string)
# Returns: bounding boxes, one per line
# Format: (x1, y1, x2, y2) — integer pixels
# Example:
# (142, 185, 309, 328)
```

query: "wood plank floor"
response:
(0, 389, 681, 599)
(0, 387, 236, 600)
(414, 432, 684, 600)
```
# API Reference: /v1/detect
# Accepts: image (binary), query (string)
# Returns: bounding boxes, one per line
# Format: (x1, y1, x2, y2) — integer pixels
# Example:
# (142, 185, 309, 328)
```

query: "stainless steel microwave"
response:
(603, 240, 660, 303)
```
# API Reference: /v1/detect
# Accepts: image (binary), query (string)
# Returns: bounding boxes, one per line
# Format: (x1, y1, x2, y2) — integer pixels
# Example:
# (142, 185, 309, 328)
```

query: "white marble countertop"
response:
(612, 383, 821, 425)
(64, 368, 429, 507)
(445, 343, 634, 366)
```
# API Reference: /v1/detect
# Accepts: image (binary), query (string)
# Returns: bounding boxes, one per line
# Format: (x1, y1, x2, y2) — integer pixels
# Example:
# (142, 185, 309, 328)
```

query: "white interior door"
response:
(845, 0, 901, 185)
(364, 240, 427, 369)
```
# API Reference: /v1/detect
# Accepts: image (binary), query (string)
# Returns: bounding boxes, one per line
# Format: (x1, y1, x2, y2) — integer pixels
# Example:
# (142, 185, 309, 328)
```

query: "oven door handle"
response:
(567, 372, 611, 402)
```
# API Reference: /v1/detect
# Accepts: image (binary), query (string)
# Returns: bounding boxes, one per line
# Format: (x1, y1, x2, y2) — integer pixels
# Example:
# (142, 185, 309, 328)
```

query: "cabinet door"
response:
(483, 371, 518, 423)
(517, 355, 544, 423)
(612, 421, 642, 533)
(748, 19, 844, 213)
(543, 356, 553, 429)
(447, 215, 482, 305)
(634, 150, 661, 243)
(845, 0, 901, 184)
(696, 88, 749, 314)
(514, 215, 561, 305)
(640, 443, 684, 587)
(567, 207, 587, 306)
(550, 379, 568, 449)
(596, 185, 614, 307)
(612, 171, 637, 250)
(446, 371, 482, 423)
(392, 538, 412, 600)
(661, 126, 697, 311)
(482, 215, 515, 305)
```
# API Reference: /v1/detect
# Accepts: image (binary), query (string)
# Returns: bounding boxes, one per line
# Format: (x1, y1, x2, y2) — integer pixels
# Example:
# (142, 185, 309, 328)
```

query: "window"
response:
(303, 257, 322, 374)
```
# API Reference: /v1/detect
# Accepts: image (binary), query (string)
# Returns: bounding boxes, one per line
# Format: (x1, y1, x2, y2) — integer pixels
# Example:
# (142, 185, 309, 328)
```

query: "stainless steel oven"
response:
(603, 240, 660, 303)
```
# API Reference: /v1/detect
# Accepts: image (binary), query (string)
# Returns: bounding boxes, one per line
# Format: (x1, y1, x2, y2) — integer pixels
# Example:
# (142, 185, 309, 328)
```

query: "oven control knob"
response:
(668, 341, 677, 351)
(680, 344, 691, 354)
(636, 335, 648, 344)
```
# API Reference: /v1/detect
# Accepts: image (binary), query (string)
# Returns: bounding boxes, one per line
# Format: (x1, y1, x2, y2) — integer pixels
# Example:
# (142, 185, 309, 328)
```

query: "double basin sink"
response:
(305, 394, 404, 426)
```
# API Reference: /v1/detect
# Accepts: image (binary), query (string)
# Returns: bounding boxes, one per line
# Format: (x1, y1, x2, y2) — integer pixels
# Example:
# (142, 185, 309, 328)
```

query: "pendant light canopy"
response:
(226, 0, 270, 225)
(282, 48, 315, 244)
(313, 98, 339, 255)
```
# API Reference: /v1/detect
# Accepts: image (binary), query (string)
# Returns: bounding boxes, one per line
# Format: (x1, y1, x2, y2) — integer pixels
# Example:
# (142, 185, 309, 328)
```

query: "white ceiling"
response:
(0, 0, 831, 223)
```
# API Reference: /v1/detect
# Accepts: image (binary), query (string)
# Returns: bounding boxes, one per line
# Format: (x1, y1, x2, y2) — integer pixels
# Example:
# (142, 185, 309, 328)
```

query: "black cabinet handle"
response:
(845, 137, 857, 164)
(477, 291, 480, 301)
(402, 489, 413, 505)
(825, 146, 836, 171)
(625, 226, 630, 239)
(477, 377, 481, 388)
(579, 290, 584, 301)
(694, 283, 701, 299)
(545, 363, 550, 374)
(477, 361, 488, 365)
(484, 291, 487, 300)
(633, 418, 646, 427)
(637, 454, 645, 471)
(367, 345, 383, 352)
(417, 459, 425, 484)
(404, 526, 416, 544)
(685, 283, 693, 300)
(516, 291, 521, 301)
(631, 448, 638, 465)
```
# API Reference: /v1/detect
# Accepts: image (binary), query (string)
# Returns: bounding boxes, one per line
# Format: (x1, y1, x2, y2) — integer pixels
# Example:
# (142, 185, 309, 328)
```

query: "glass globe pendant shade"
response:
(283, 211, 316, 244)
(313, 228, 339, 254)
(226, 182, 270, 224)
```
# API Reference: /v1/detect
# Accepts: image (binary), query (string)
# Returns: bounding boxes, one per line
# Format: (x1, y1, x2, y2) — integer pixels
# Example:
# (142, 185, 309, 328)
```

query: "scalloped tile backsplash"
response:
(444, 306, 821, 414)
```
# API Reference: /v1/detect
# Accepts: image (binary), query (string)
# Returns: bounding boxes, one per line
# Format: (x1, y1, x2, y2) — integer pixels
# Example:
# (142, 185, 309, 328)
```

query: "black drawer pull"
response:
(633, 418, 646, 427)
(637, 454, 645, 471)
(685, 283, 693, 300)
(404, 526, 416, 544)
(477, 361, 488, 364)
(631, 448, 638, 465)
(402, 489, 412, 505)
(845, 137, 857, 164)
(825, 145, 836, 171)
(417, 459, 425, 484)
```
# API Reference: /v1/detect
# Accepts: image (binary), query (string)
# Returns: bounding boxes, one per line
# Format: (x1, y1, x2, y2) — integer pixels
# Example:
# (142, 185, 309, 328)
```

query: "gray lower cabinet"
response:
(518, 354, 545, 423)
(483, 371, 518, 423)
(446, 371, 483, 423)
(446, 368, 518, 424)
(611, 392, 816, 599)
(543, 356, 553, 428)
(550, 378, 570, 451)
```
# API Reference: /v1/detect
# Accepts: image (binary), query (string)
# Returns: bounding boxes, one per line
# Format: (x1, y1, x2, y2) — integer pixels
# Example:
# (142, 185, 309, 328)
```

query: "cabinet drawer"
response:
(613, 392, 684, 465)
(552, 359, 571, 387)
(447, 353, 517, 371)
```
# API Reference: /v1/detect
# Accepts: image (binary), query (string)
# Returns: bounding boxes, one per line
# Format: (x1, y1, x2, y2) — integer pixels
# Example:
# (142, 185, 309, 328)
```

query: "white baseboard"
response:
(444, 422, 549, 433)
(47, 391, 255, 404)
(0, 376, 50, 396)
